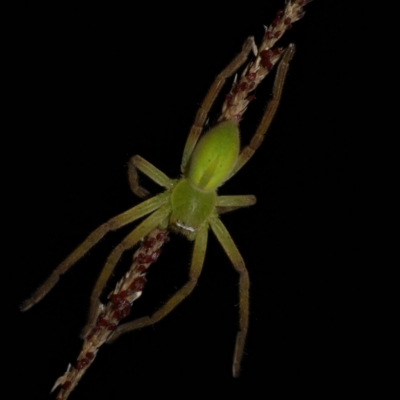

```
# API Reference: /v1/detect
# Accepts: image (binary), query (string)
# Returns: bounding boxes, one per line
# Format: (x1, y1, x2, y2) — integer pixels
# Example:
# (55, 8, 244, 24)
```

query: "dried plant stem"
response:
(52, 228, 170, 400)
(220, 0, 312, 121)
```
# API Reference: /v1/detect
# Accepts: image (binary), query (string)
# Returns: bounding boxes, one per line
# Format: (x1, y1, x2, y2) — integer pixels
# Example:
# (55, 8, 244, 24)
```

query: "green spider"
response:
(22, 2, 308, 393)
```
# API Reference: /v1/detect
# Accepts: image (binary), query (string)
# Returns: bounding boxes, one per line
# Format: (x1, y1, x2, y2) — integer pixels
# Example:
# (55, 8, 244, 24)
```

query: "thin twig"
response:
(52, 228, 169, 400)
(219, 0, 312, 121)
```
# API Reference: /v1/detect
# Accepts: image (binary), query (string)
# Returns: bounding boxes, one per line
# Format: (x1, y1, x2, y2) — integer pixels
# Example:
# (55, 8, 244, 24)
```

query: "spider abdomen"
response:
(187, 120, 240, 191)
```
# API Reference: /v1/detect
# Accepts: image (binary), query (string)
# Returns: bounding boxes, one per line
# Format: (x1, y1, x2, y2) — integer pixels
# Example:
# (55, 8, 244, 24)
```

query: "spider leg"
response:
(180, 37, 255, 173)
(81, 203, 172, 336)
(209, 213, 249, 377)
(21, 192, 170, 312)
(216, 195, 256, 215)
(128, 155, 175, 199)
(230, 44, 296, 177)
(106, 225, 208, 343)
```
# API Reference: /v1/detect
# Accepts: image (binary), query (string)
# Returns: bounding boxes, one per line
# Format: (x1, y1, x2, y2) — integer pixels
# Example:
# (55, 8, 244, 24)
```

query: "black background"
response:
(9, 1, 357, 398)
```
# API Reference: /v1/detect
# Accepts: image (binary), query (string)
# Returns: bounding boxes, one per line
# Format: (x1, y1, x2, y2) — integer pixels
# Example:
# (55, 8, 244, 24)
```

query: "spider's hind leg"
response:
(128, 155, 175, 199)
(180, 37, 255, 172)
(230, 44, 296, 176)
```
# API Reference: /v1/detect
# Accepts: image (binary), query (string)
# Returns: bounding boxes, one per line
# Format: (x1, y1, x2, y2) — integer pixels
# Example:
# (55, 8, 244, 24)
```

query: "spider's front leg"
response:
(128, 155, 175, 199)
(106, 226, 208, 342)
(81, 202, 172, 336)
(209, 213, 249, 377)
(21, 193, 170, 312)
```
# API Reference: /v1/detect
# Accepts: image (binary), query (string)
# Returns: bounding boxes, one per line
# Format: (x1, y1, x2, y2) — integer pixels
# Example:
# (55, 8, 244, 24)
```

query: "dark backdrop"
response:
(9, 1, 356, 399)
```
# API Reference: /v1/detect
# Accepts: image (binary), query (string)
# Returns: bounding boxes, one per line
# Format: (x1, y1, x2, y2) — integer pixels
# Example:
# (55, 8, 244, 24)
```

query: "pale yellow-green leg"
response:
(230, 44, 296, 176)
(21, 192, 170, 312)
(107, 225, 208, 343)
(180, 37, 255, 173)
(216, 194, 257, 215)
(128, 155, 175, 199)
(82, 203, 172, 336)
(209, 213, 249, 377)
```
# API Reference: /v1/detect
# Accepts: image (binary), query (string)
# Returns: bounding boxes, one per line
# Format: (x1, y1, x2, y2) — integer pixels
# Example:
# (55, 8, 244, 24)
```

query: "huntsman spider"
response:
(22, 1, 312, 398)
